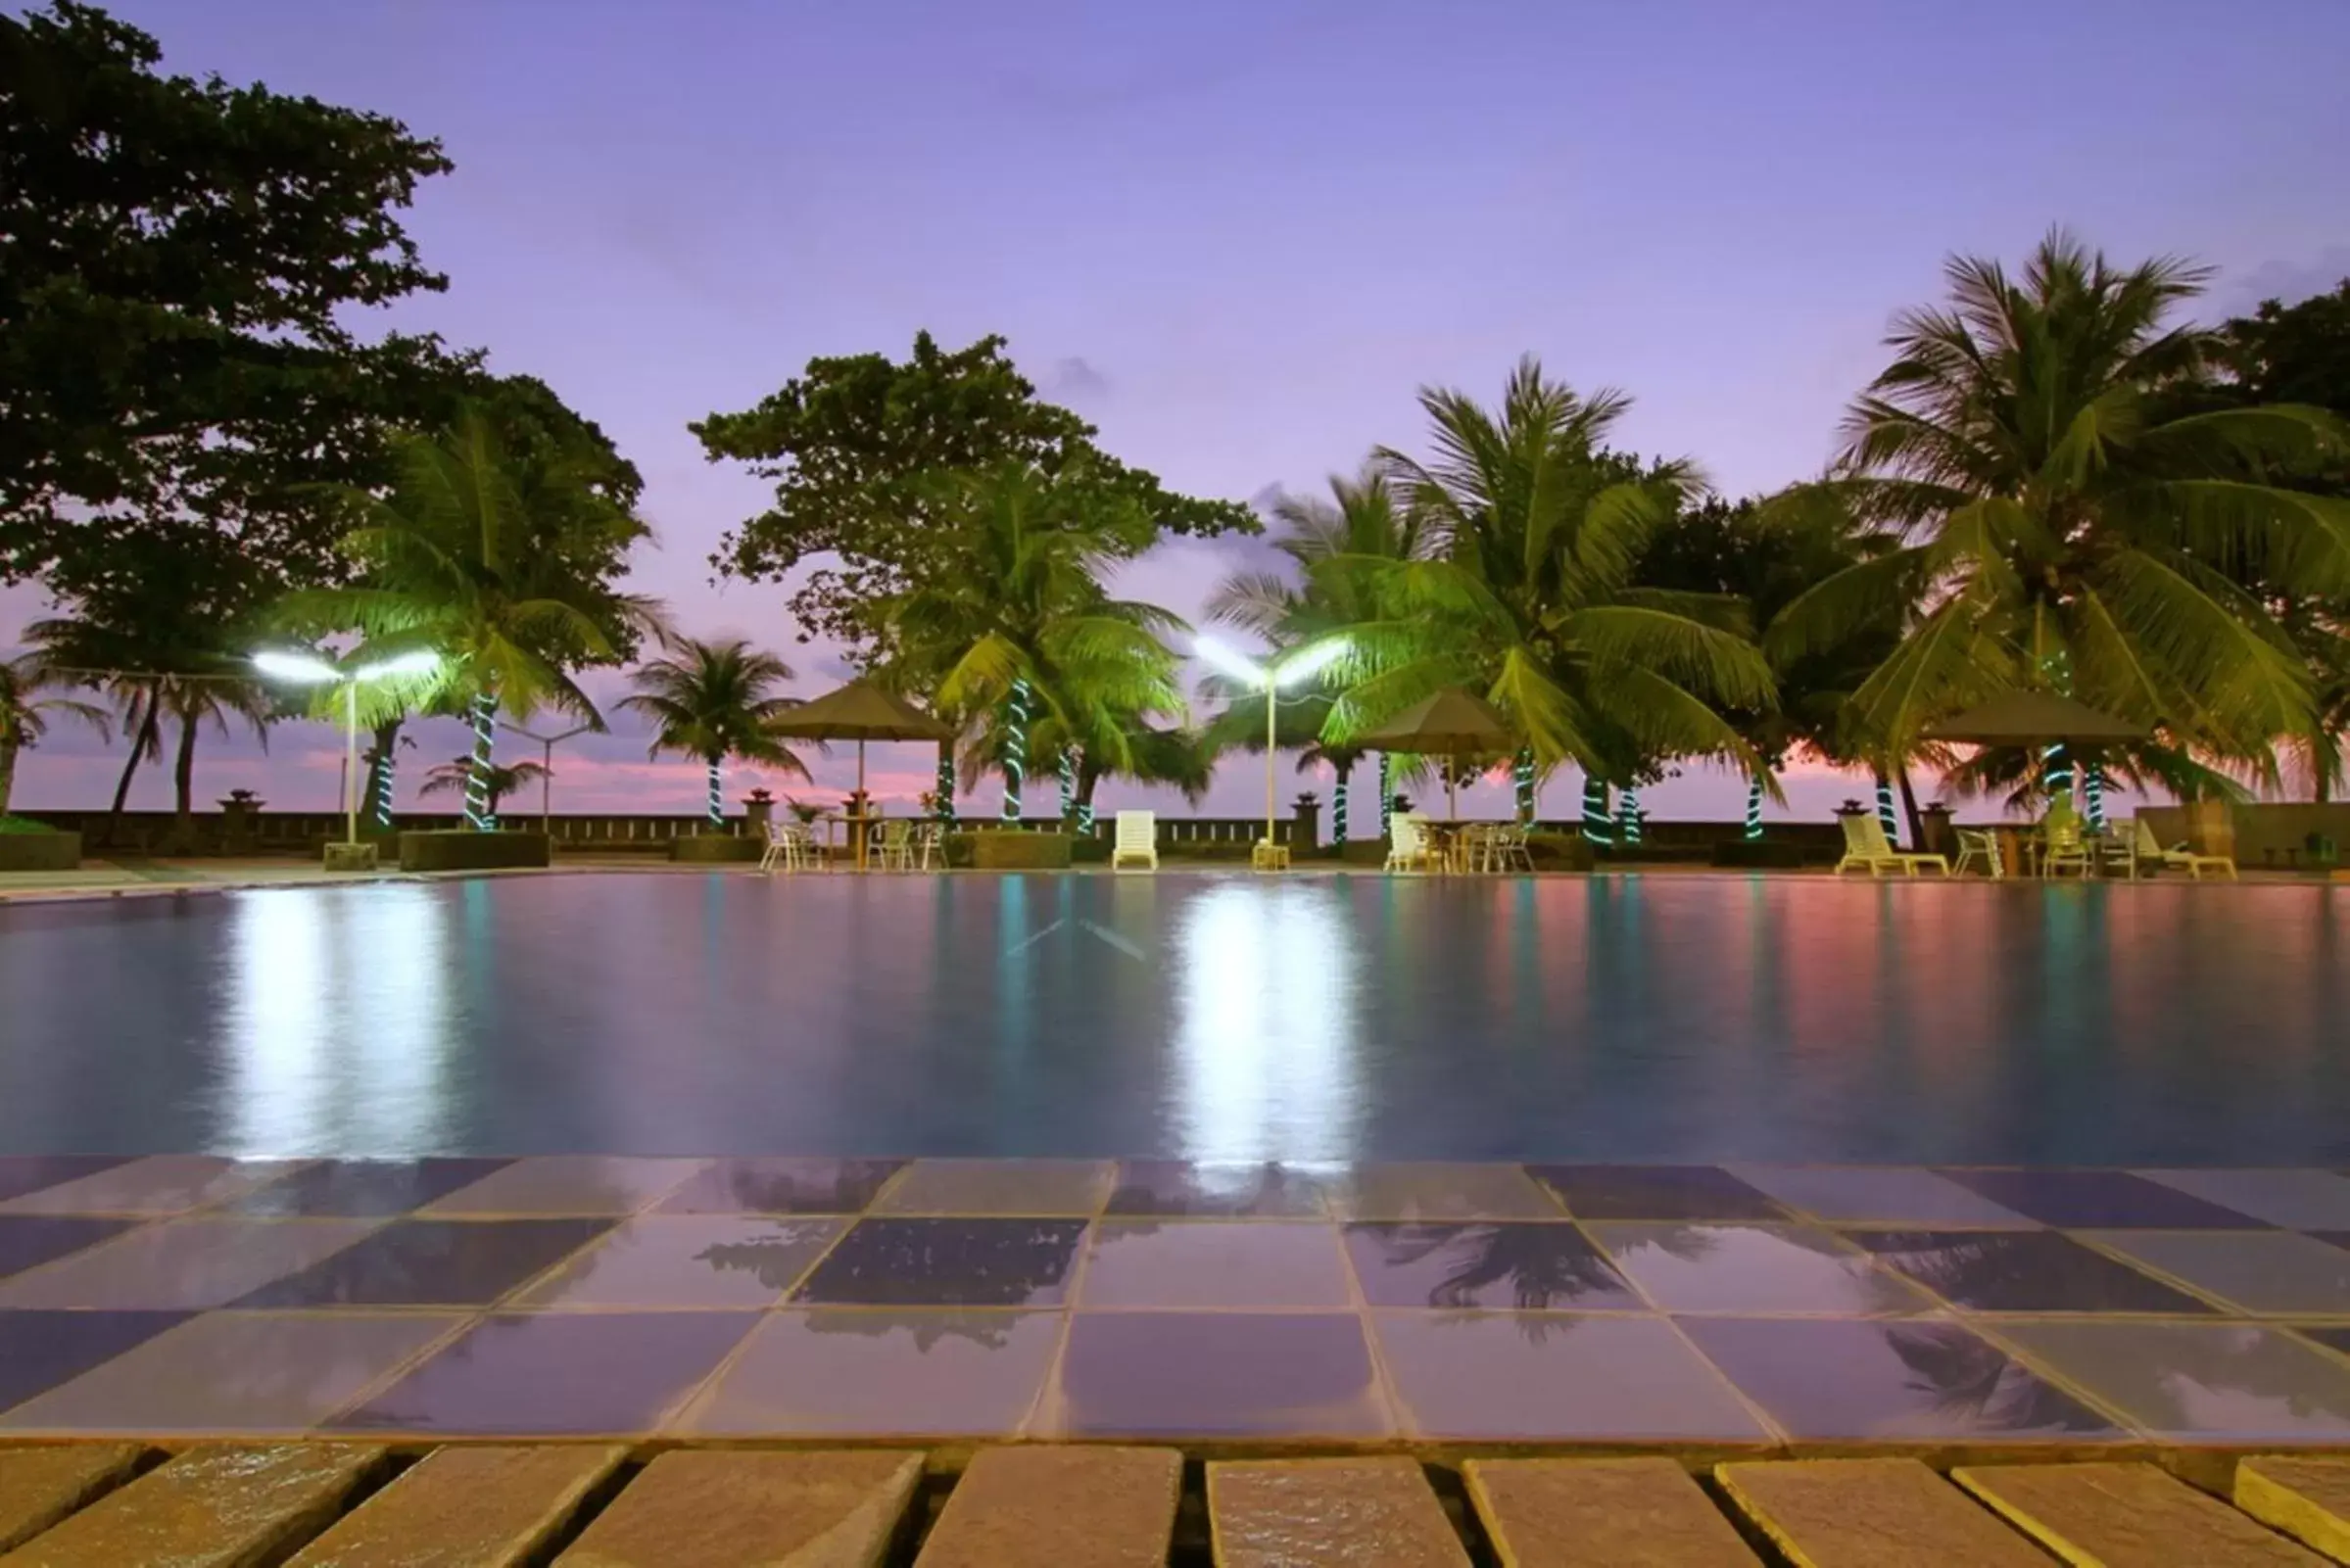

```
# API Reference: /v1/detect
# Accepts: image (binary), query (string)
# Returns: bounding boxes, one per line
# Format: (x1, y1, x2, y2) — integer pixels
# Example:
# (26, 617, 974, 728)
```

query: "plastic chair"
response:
(1111, 810, 1158, 871)
(875, 819, 915, 871)
(2039, 801, 2094, 879)
(1952, 827, 2004, 879)
(1385, 813, 1436, 873)
(1834, 813, 1952, 878)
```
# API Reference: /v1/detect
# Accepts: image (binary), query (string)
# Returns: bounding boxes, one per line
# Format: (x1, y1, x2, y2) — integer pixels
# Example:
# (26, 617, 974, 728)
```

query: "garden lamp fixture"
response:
(1196, 636, 1347, 868)
(253, 650, 441, 847)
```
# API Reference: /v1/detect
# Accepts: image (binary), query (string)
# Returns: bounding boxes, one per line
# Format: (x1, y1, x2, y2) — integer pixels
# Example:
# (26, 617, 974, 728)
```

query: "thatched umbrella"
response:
(768, 682, 954, 867)
(1355, 689, 1514, 821)
(1923, 690, 2148, 746)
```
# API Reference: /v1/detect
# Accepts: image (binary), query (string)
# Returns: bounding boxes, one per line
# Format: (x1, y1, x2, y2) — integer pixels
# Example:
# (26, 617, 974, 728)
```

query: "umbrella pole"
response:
(856, 739, 868, 871)
(1448, 770, 1458, 822)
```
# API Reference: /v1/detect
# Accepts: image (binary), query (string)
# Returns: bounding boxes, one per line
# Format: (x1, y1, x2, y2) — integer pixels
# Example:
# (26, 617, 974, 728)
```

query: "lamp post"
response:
(253, 650, 440, 849)
(1196, 636, 1347, 870)
(500, 720, 595, 832)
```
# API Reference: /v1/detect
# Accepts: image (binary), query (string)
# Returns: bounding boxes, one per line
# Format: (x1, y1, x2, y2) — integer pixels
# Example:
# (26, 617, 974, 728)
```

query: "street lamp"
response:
(1196, 636, 1348, 870)
(253, 650, 441, 851)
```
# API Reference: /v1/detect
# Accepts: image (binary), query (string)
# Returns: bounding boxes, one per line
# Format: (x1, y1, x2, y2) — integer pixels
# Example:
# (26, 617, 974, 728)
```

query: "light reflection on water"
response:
(1, 873, 2345, 1164)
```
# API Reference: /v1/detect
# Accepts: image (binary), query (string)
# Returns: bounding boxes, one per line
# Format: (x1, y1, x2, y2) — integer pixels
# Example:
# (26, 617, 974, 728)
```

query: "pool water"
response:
(2, 873, 2344, 1164)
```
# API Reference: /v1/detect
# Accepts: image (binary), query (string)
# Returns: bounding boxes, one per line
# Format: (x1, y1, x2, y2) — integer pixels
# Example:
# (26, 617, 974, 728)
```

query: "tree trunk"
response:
(102, 692, 156, 848)
(1896, 766, 1926, 848)
(1000, 679, 1031, 822)
(1378, 753, 1393, 841)
(1745, 776, 1766, 841)
(1872, 769, 1899, 845)
(1330, 757, 1353, 848)
(1076, 764, 1102, 835)
(1580, 775, 1612, 847)
(934, 741, 956, 824)
(464, 690, 499, 830)
(0, 740, 17, 817)
(365, 718, 403, 829)
(705, 757, 724, 827)
(164, 707, 200, 854)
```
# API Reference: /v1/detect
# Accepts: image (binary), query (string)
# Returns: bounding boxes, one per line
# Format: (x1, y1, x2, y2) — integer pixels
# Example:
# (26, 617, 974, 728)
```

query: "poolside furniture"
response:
(874, 819, 916, 871)
(1386, 813, 1437, 873)
(1834, 813, 1952, 878)
(1111, 810, 1159, 872)
(760, 822, 822, 874)
(1952, 827, 2005, 879)
(911, 821, 946, 871)
(2039, 799, 2094, 879)
(2132, 815, 2238, 880)
(1478, 823, 1534, 873)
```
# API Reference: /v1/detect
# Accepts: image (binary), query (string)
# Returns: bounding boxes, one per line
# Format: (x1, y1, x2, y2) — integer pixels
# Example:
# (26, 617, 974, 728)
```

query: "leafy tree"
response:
(286, 410, 659, 830)
(0, 650, 108, 816)
(1332, 358, 1776, 815)
(884, 461, 1188, 820)
(619, 637, 809, 826)
(418, 756, 547, 821)
(1775, 232, 2350, 802)
(693, 331, 1257, 655)
(2, 1, 456, 609)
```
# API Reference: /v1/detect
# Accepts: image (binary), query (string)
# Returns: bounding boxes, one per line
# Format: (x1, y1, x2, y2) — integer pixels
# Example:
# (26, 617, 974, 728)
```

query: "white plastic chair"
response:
(1111, 810, 1158, 871)
(1488, 823, 1535, 873)
(1952, 827, 2004, 879)
(912, 821, 946, 871)
(761, 821, 821, 874)
(1385, 812, 1436, 873)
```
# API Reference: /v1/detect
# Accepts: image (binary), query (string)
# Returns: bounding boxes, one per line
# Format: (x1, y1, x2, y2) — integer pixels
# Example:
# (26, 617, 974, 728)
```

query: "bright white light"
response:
(354, 650, 440, 682)
(1274, 638, 1348, 689)
(252, 650, 340, 684)
(1194, 637, 1269, 688)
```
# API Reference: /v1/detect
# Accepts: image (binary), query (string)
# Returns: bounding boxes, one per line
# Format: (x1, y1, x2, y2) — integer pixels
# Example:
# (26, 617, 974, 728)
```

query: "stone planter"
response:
(968, 831, 1074, 871)
(0, 830, 80, 873)
(671, 832, 762, 864)
(322, 841, 380, 874)
(216, 797, 264, 854)
(396, 830, 552, 873)
(741, 797, 775, 842)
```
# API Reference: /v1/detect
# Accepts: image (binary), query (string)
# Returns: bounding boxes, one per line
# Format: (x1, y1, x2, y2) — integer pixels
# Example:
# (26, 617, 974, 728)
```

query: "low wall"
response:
(0, 830, 80, 872)
(2139, 802, 2350, 868)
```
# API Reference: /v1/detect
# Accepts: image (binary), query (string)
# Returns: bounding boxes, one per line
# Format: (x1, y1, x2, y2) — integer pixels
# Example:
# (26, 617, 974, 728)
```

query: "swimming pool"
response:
(2, 873, 2344, 1164)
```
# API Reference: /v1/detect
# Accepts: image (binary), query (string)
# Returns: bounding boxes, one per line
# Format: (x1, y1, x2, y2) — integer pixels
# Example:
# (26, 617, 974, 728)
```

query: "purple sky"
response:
(9, 0, 2350, 828)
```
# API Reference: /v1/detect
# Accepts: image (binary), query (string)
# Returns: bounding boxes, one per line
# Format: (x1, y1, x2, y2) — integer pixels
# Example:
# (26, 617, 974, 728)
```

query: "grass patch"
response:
(0, 815, 62, 834)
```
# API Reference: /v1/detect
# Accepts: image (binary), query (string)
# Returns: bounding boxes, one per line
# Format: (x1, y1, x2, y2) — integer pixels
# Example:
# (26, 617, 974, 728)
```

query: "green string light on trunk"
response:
(1745, 778, 1765, 841)
(1582, 775, 1612, 849)
(1001, 679, 1031, 822)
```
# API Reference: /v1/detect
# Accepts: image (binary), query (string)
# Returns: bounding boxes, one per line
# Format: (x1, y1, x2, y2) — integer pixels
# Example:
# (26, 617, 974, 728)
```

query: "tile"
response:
(0, 1156, 305, 1216)
(554, 1450, 921, 1568)
(0, 1218, 379, 1309)
(1107, 1161, 1330, 1217)
(1079, 1221, 1350, 1309)
(1851, 1230, 2219, 1314)
(653, 1157, 905, 1215)
(1375, 1312, 1768, 1442)
(1589, 1223, 1930, 1314)
(1345, 1222, 1643, 1310)
(511, 1216, 841, 1309)
(0, 1312, 458, 1432)
(5, 1444, 386, 1568)
(335, 1311, 755, 1436)
(1210, 1458, 1468, 1568)
(2138, 1169, 2350, 1232)
(1727, 1164, 2038, 1227)
(0, 1443, 143, 1554)
(1464, 1457, 1765, 1568)
(0, 1157, 133, 1206)
(1718, 1457, 2051, 1568)
(0, 1216, 133, 1281)
(1937, 1167, 2270, 1228)
(1530, 1164, 1791, 1221)
(1329, 1163, 1564, 1221)
(416, 1157, 703, 1216)
(683, 1309, 1063, 1437)
(870, 1159, 1113, 1216)
(791, 1218, 1086, 1307)
(1680, 1315, 2119, 1441)
(221, 1159, 515, 1217)
(1952, 1461, 2325, 1567)
(1998, 1320, 2350, 1442)
(229, 1218, 611, 1307)
(0, 1309, 192, 1412)
(2237, 1456, 2350, 1564)
(284, 1444, 626, 1568)
(2084, 1230, 2350, 1315)
(1050, 1311, 1388, 1439)
(917, 1446, 1184, 1568)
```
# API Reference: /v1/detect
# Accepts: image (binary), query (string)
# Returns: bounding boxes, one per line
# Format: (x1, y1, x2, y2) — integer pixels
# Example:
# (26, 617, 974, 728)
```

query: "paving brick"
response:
(0, 1448, 142, 1554)
(2238, 1456, 2350, 1563)
(0, 1444, 383, 1568)
(1464, 1457, 1761, 1568)
(914, 1446, 1179, 1567)
(286, 1445, 624, 1567)
(554, 1449, 920, 1567)
(1716, 1458, 2046, 1568)
(1954, 1462, 2321, 1566)
(1209, 1457, 1468, 1568)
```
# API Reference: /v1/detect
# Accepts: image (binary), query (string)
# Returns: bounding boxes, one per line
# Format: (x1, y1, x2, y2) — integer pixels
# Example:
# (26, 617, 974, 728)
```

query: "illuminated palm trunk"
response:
(1058, 746, 1078, 822)
(999, 678, 1031, 821)
(935, 744, 955, 825)
(1873, 771, 1898, 844)
(1378, 753, 1393, 840)
(1581, 775, 1612, 848)
(1330, 758, 1352, 850)
(704, 757, 724, 827)
(365, 719, 401, 829)
(464, 689, 499, 831)
(1616, 786, 1643, 846)
(1745, 777, 1766, 841)
(1513, 749, 1535, 824)
(2085, 762, 2107, 832)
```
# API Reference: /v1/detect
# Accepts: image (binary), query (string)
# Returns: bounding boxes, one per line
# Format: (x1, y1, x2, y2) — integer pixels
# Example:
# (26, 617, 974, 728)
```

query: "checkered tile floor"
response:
(5, 1155, 2350, 1444)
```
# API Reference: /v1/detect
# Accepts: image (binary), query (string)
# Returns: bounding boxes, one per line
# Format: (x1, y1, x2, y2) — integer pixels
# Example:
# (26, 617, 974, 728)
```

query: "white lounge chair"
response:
(2133, 816, 2237, 880)
(1111, 810, 1158, 871)
(1834, 813, 1951, 878)
(1385, 812, 1437, 873)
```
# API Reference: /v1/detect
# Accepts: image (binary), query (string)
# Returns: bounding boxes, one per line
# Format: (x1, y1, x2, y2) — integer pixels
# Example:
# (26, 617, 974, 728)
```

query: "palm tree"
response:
(1773, 230, 2350, 801)
(618, 638, 809, 826)
(419, 757, 549, 821)
(886, 461, 1188, 820)
(1332, 358, 1776, 830)
(0, 652, 108, 817)
(1207, 466, 1431, 845)
(287, 410, 658, 830)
